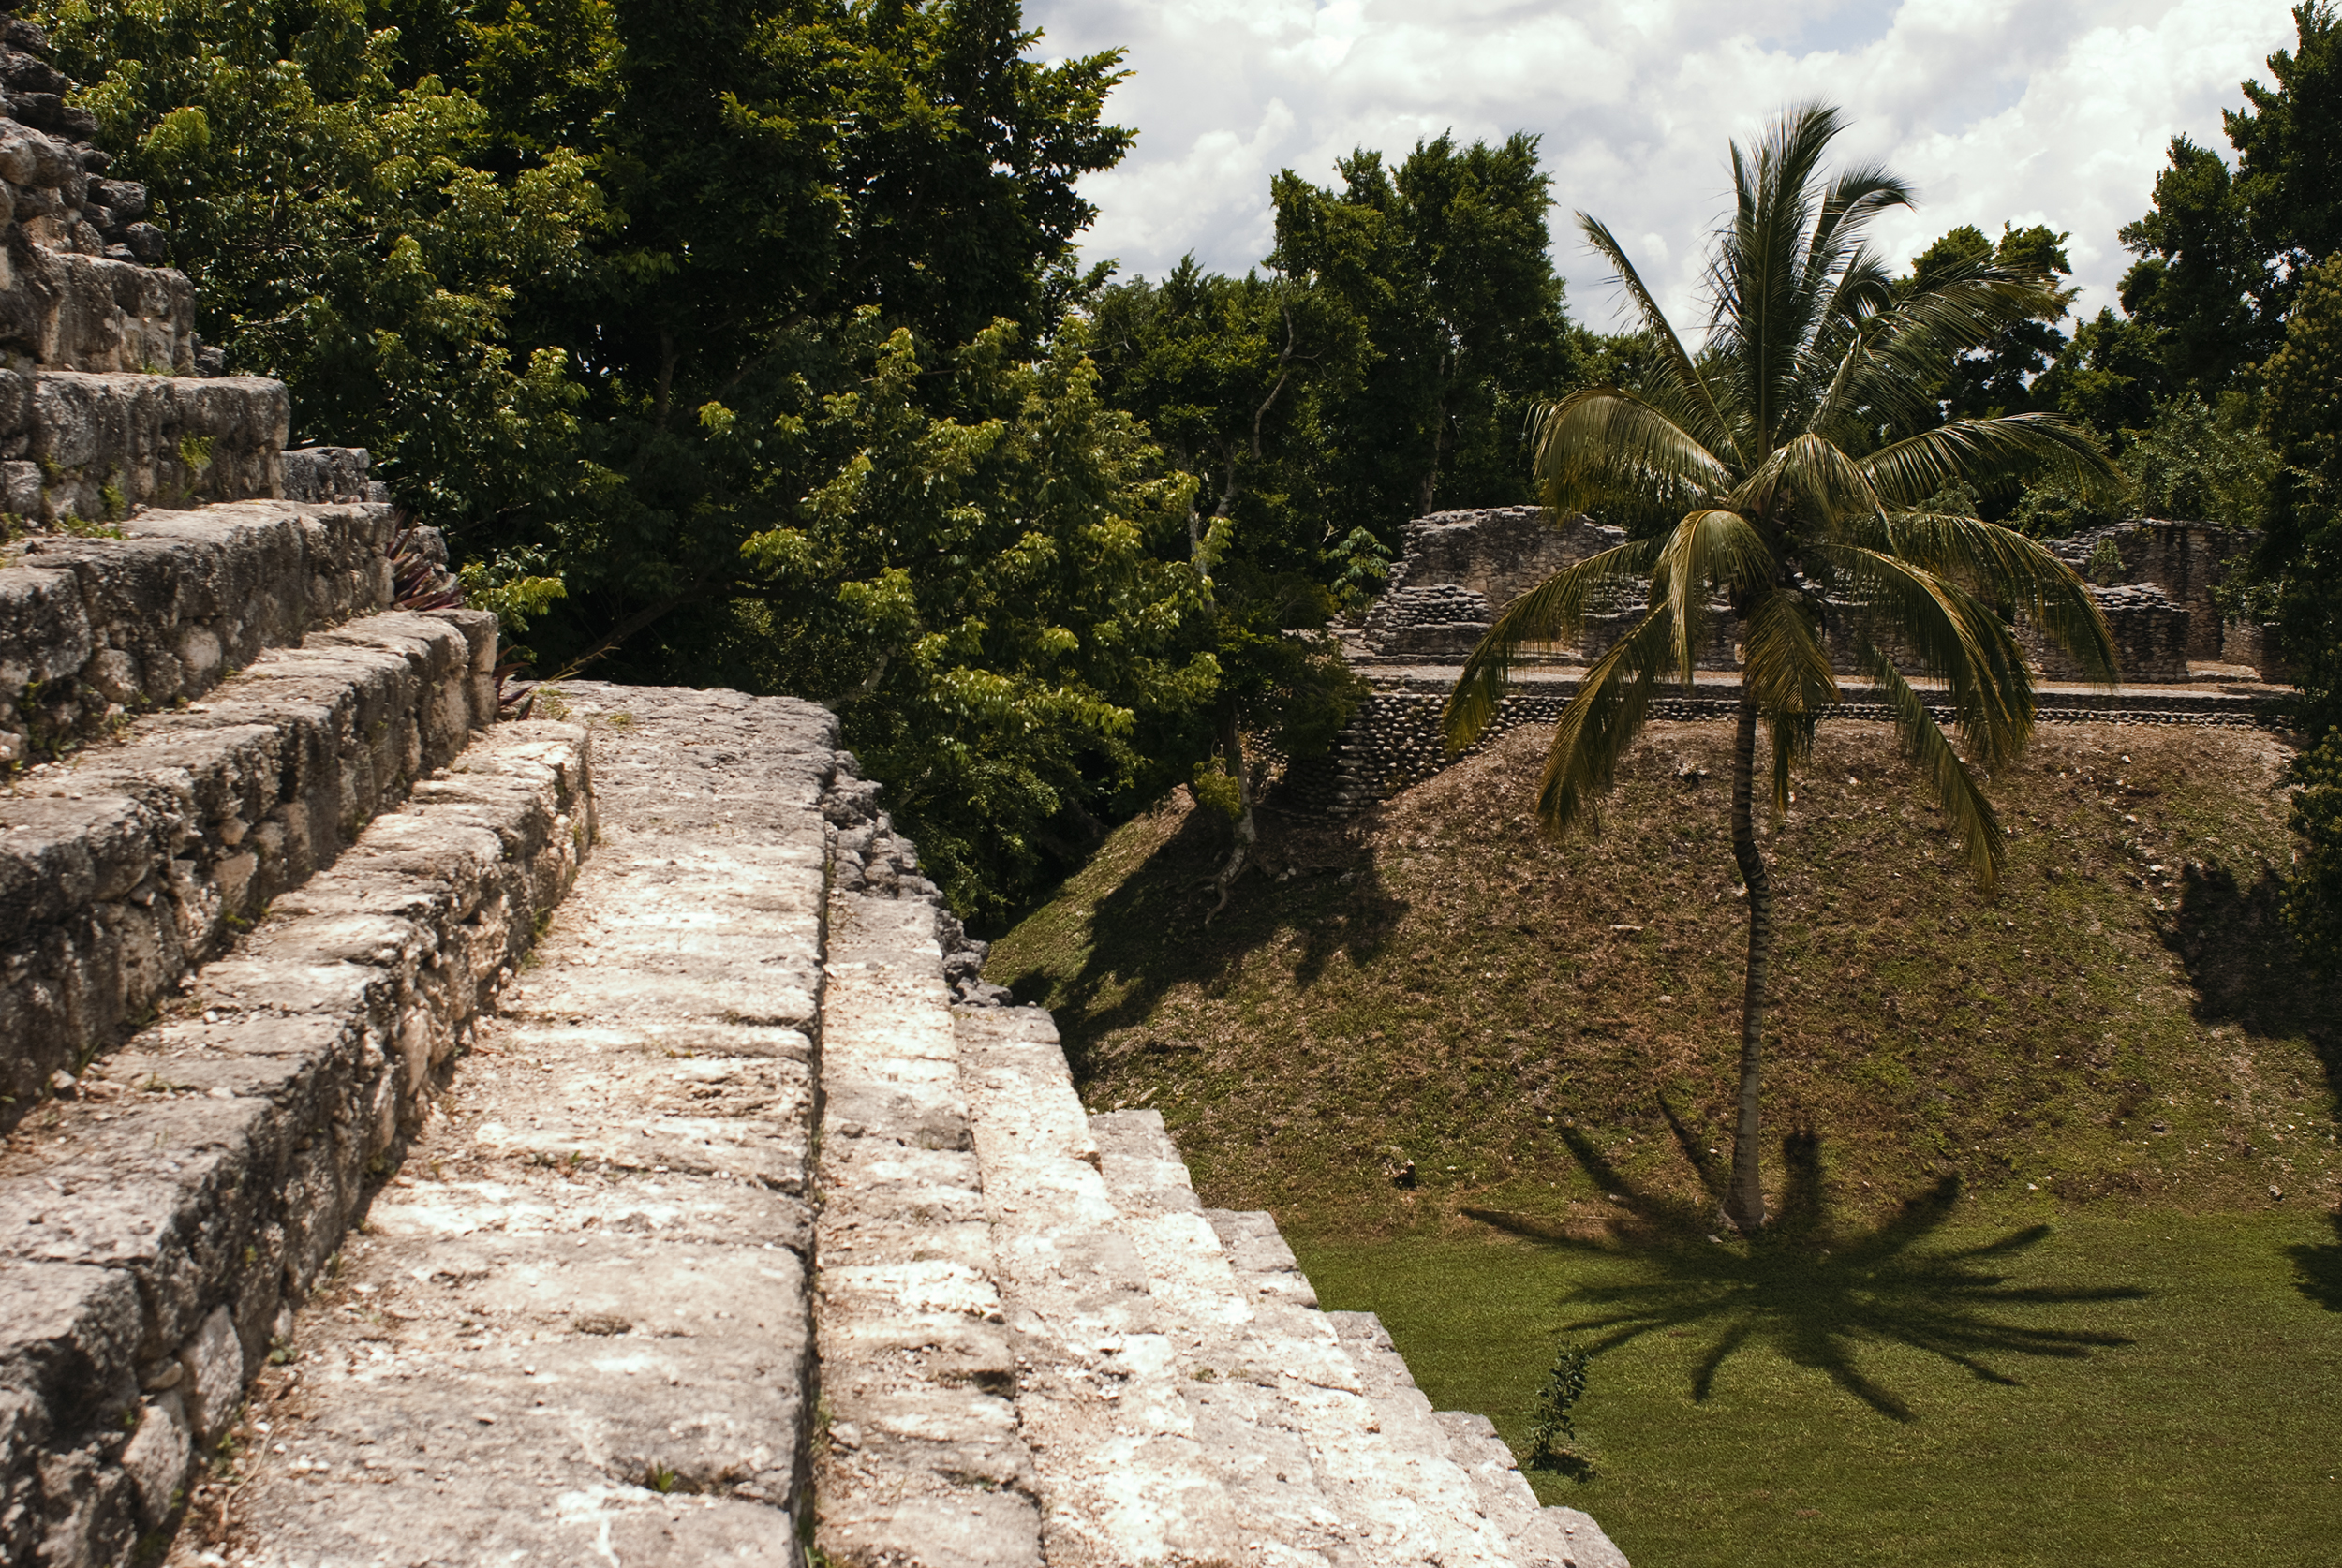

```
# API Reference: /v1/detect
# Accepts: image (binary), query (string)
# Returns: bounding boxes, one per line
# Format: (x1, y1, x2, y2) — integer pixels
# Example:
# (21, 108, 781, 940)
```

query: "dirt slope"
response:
(986, 721, 2342, 1235)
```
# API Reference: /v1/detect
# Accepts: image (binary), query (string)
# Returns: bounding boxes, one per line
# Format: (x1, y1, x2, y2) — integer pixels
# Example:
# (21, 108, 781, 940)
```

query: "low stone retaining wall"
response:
(0, 720, 590, 1568)
(1282, 673, 2292, 815)
(0, 608, 497, 1130)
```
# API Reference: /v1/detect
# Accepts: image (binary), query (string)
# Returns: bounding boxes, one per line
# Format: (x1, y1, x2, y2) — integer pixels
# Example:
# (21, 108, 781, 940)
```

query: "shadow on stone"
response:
(1465, 1128, 2147, 1422)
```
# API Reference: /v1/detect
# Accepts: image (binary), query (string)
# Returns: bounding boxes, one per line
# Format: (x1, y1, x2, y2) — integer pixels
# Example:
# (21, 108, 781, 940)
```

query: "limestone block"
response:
(0, 613, 501, 1126)
(117, 1387, 187, 1530)
(0, 721, 589, 1534)
(175, 1306, 242, 1446)
(0, 563, 88, 690)
(0, 239, 195, 374)
(0, 497, 395, 763)
(281, 445, 374, 504)
(0, 370, 287, 519)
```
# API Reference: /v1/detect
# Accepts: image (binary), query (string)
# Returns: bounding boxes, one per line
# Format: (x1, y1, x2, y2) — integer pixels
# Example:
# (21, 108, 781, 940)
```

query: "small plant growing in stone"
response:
(1524, 1344, 1595, 1478)
(2087, 536, 2126, 585)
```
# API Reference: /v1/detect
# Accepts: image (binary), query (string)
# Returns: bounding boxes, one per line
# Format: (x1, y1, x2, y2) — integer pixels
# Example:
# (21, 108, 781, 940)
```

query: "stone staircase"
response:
(1, 665, 1632, 1565)
(0, 97, 1626, 1562)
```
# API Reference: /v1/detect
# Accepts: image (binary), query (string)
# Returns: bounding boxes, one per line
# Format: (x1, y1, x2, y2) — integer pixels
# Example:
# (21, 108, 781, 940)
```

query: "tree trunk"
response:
(1207, 710, 1257, 923)
(1725, 695, 1773, 1234)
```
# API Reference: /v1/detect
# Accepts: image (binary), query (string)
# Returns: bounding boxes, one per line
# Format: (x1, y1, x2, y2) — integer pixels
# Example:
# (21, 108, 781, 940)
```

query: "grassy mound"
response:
(990, 720, 2339, 1233)
(986, 717, 2342, 1564)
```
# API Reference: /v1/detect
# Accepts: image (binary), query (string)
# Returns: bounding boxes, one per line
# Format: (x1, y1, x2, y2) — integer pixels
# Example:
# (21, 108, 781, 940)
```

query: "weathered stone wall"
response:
(0, 721, 589, 1567)
(0, 500, 396, 762)
(1368, 507, 2286, 686)
(281, 446, 385, 506)
(0, 606, 498, 1130)
(0, 371, 289, 520)
(2048, 519, 2256, 662)
(2025, 583, 2193, 683)
(0, 244, 193, 376)
(0, 19, 198, 379)
(1361, 506, 1622, 655)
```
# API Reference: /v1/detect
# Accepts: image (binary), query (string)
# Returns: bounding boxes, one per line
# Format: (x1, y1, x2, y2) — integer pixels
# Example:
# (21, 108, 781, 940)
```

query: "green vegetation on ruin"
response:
(986, 719, 2342, 1563)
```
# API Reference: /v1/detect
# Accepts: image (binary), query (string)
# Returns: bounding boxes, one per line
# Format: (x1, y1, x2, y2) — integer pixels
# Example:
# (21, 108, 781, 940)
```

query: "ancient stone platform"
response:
(2, 670, 1632, 1566)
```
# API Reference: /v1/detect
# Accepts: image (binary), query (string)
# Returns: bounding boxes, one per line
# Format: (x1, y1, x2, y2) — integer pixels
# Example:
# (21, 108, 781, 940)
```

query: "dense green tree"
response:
(1270, 132, 1579, 540)
(2230, 2, 2342, 315)
(47, 0, 1228, 917)
(46, 0, 610, 529)
(2253, 254, 2342, 971)
(1087, 261, 1364, 903)
(701, 316, 1219, 918)
(1903, 223, 2077, 425)
(2117, 135, 2271, 396)
(2088, 5, 2342, 410)
(1445, 106, 2119, 1232)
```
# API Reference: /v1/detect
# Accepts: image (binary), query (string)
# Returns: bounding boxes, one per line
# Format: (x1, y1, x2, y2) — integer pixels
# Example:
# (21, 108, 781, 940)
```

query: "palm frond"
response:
(1534, 389, 1731, 520)
(1875, 511, 2118, 685)
(1769, 711, 1820, 819)
(1579, 214, 1743, 467)
(1806, 541, 2037, 767)
(1811, 265, 2069, 440)
(1741, 584, 1841, 719)
(1445, 535, 1665, 752)
(1855, 414, 2119, 511)
(1536, 602, 1677, 838)
(1656, 510, 1771, 684)
(1731, 432, 1884, 528)
(1742, 585, 1839, 816)
(1795, 246, 1898, 410)
(1803, 166, 1915, 285)
(1861, 646, 2008, 887)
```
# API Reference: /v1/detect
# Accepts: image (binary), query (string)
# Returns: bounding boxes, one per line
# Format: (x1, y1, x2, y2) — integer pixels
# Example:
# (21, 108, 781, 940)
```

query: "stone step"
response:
(956, 1010, 1252, 1567)
(1084, 1107, 1521, 1566)
(0, 220, 196, 375)
(0, 717, 590, 1568)
(4, 498, 397, 755)
(149, 684, 839, 1568)
(0, 370, 288, 521)
(1329, 1314, 1630, 1568)
(2, 606, 497, 1126)
(814, 883, 1043, 1568)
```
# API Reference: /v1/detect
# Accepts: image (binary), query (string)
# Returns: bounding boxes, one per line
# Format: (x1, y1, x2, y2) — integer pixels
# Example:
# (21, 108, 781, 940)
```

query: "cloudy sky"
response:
(1026, 0, 2299, 333)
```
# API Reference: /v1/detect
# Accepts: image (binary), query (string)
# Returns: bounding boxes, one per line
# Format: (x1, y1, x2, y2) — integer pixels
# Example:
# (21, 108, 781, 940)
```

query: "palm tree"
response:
(1445, 105, 2120, 1235)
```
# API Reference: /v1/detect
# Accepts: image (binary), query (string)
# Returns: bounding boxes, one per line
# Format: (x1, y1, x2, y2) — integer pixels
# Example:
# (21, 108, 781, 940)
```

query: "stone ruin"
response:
(1359, 505, 2277, 684)
(0, 26, 1632, 1568)
(1287, 505, 2291, 815)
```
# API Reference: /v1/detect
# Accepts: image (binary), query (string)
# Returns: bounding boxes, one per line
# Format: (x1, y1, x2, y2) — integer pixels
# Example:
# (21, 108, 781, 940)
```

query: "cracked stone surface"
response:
(192, 686, 837, 1568)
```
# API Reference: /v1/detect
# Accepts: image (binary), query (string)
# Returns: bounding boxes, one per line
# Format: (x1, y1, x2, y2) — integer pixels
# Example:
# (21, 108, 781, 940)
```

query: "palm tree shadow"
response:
(1465, 1128, 2149, 1422)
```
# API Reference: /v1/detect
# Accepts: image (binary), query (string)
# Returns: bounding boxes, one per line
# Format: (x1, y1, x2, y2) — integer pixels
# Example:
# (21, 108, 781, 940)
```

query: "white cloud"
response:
(1031, 0, 2296, 333)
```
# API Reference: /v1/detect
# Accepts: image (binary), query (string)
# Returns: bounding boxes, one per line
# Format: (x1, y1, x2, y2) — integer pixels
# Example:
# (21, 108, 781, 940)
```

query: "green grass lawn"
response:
(1297, 1201, 2342, 1568)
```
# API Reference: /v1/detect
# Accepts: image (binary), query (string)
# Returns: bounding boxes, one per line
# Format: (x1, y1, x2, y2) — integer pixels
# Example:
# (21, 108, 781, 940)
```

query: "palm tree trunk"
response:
(1725, 695, 1772, 1234)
